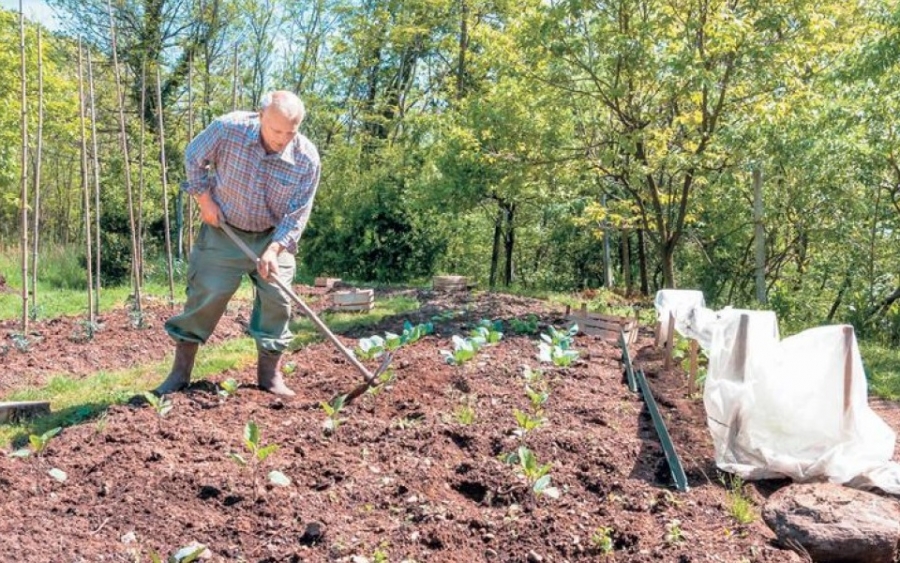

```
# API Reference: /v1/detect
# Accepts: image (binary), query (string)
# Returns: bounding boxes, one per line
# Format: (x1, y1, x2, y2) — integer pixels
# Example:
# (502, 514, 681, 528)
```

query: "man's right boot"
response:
(153, 341, 199, 395)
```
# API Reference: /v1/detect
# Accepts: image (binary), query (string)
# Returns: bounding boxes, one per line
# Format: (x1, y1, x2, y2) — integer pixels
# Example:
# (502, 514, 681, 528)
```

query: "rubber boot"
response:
(153, 341, 199, 395)
(257, 350, 295, 397)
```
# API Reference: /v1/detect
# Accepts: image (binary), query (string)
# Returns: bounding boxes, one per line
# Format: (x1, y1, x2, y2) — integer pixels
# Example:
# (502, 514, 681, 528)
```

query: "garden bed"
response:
(1, 290, 896, 561)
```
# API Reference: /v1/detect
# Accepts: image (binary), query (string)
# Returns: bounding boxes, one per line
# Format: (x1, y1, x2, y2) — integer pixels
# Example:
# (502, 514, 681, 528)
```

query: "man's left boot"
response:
(257, 349, 296, 397)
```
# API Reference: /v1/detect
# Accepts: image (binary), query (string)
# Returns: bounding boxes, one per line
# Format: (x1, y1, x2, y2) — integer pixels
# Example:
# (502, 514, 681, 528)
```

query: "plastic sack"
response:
(704, 320, 898, 489)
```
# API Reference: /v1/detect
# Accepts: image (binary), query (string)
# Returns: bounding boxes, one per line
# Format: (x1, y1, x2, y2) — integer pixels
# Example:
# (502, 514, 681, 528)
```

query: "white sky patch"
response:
(0, 0, 60, 31)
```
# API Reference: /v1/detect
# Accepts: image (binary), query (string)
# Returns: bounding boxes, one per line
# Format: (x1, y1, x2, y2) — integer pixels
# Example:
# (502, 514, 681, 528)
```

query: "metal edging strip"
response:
(618, 330, 638, 393)
(635, 367, 690, 492)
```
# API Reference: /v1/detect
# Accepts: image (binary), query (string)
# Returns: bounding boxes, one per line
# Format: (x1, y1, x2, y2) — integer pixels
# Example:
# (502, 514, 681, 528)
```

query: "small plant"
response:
(664, 519, 685, 544)
(383, 332, 403, 351)
(513, 408, 545, 438)
(453, 403, 477, 425)
(218, 378, 240, 399)
(143, 392, 174, 418)
(470, 319, 503, 344)
(400, 320, 433, 344)
(722, 474, 756, 525)
(522, 366, 544, 385)
(321, 394, 347, 435)
(540, 324, 578, 349)
(507, 445, 560, 499)
(228, 421, 291, 496)
(149, 543, 207, 563)
(538, 342, 580, 367)
(354, 335, 385, 360)
(9, 427, 62, 459)
(590, 526, 615, 554)
(366, 368, 396, 397)
(525, 384, 549, 411)
(509, 314, 539, 335)
(440, 335, 482, 365)
(10, 333, 32, 352)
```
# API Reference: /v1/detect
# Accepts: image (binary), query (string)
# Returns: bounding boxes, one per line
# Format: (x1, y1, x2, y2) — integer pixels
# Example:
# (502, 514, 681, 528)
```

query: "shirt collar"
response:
(243, 116, 296, 165)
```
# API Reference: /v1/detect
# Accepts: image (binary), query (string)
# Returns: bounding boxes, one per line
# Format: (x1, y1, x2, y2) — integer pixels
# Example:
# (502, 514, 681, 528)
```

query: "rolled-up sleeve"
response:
(273, 158, 321, 253)
(183, 119, 224, 196)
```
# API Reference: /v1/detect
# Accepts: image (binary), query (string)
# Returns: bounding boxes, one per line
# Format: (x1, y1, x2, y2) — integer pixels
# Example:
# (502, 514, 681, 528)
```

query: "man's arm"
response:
(183, 119, 226, 226)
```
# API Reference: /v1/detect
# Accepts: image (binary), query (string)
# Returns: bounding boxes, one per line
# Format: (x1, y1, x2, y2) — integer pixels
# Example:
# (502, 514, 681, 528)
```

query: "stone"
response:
(762, 482, 900, 563)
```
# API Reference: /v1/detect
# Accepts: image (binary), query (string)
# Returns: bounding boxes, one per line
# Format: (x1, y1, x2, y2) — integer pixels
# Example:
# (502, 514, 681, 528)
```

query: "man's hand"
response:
(195, 191, 223, 227)
(258, 243, 283, 281)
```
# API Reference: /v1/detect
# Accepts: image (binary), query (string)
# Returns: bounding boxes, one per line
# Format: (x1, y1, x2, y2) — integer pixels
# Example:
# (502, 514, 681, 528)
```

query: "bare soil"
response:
(0, 288, 898, 562)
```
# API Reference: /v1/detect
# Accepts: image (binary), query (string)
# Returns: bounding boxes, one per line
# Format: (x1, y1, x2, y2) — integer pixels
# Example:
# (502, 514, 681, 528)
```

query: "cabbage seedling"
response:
(321, 394, 347, 435)
(511, 446, 559, 499)
(218, 378, 240, 399)
(227, 420, 291, 497)
(538, 342, 580, 367)
(354, 335, 385, 360)
(513, 408, 545, 438)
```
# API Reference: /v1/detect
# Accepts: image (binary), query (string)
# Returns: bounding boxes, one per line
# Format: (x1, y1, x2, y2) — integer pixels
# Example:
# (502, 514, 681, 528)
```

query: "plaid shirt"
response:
(182, 111, 321, 254)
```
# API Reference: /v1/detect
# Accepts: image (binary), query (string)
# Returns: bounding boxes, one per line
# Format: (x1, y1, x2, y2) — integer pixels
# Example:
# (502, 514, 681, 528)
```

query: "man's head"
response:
(259, 90, 305, 154)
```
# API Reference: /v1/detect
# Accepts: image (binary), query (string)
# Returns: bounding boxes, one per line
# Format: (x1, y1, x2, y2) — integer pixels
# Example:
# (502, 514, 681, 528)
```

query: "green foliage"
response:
(512, 408, 544, 438)
(143, 392, 173, 418)
(590, 526, 615, 554)
(722, 474, 756, 525)
(320, 395, 347, 435)
(508, 314, 539, 335)
(9, 426, 61, 458)
(217, 378, 240, 399)
(228, 421, 290, 492)
(470, 319, 503, 344)
(440, 334, 483, 365)
(506, 445, 560, 499)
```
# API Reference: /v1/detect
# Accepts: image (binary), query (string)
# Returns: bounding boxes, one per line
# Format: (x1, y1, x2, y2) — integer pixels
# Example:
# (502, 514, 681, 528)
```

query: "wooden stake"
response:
(155, 66, 175, 301)
(664, 311, 675, 370)
(77, 39, 95, 327)
(732, 314, 749, 381)
(688, 339, 698, 392)
(18, 0, 29, 333)
(843, 326, 854, 415)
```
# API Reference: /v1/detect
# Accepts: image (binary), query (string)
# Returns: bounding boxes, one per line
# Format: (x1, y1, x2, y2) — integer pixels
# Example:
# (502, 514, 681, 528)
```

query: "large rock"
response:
(762, 482, 900, 562)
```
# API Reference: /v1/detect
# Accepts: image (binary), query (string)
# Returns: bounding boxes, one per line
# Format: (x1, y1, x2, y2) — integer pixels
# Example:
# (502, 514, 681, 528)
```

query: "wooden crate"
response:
(433, 275, 468, 291)
(0, 401, 51, 424)
(332, 288, 375, 312)
(566, 304, 639, 343)
(314, 277, 341, 290)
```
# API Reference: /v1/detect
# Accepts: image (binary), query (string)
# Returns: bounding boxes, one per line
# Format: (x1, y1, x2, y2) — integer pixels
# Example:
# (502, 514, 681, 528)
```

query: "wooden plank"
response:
(332, 289, 375, 312)
(0, 401, 51, 424)
(664, 311, 675, 370)
(433, 275, 468, 291)
(314, 277, 341, 289)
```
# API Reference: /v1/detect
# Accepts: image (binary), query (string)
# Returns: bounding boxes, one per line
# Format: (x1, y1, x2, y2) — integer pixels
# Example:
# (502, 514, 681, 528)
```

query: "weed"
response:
(664, 519, 685, 544)
(590, 526, 615, 554)
(721, 474, 756, 525)
(453, 403, 476, 425)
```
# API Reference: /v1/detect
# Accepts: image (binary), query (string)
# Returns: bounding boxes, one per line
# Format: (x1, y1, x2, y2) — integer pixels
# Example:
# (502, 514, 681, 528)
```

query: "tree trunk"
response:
(622, 227, 632, 295)
(456, 0, 468, 100)
(489, 206, 502, 289)
(137, 60, 146, 284)
(637, 228, 649, 295)
(753, 165, 767, 305)
(502, 204, 515, 286)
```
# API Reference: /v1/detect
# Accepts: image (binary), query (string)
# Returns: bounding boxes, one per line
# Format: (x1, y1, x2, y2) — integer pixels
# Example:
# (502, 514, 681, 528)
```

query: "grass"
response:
(0, 337, 258, 448)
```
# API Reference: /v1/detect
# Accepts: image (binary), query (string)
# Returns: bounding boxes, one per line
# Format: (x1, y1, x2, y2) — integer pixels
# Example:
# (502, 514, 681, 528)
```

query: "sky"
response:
(0, 0, 60, 31)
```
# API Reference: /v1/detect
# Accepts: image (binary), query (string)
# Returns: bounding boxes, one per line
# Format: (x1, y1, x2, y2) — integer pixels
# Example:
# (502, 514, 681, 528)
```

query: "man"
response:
(154, 90, 320, 397)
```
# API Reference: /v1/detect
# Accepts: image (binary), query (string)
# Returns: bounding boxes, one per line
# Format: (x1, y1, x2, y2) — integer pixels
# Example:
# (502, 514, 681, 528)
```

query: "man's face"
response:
(259, 108, 301, 154)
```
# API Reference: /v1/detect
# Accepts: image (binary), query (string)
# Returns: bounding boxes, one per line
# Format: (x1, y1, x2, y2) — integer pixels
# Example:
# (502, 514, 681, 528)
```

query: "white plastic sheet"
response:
(703, 321, 900, 491)
(654, 289, 706, 343)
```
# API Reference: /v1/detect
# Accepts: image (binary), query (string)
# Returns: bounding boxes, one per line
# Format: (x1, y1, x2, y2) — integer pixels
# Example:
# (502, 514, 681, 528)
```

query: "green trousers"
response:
(165, 224, 296, 353)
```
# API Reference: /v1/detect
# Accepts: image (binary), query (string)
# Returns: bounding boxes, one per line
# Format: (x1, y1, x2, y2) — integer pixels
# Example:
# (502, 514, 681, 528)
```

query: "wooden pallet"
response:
(0, 401, 51, 424)
(314, 277, 341, 290)
(332, 288, 374, 312)
(566, 304, 639, 343)
(433, 275, 468, 291)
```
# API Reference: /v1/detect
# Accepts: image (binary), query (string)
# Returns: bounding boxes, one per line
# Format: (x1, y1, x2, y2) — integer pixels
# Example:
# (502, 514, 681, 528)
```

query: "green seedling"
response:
(228, 420, 291, 495)
(143, 392, 174, 418)
(591, 526, 615, 554)
(440, 335, 482, 365)
(218, 378, 240, 399)
(513, 408, 545, 438)
(664, 519, 685, 544)
(507, 445, 559, 499)
(470, 319, 503, 344)
(9, 426, 62, 459)
(383, 332, 403, 351)
(540, 324, 578, 349)
(538, 342, 580, 367)
(509, 314, 539, 335)
(525, 385, 549, 411)
(453, 403, 477, 425)
(721, 474, 756, 525)
(400, 320, 433, 344)
(354, 335, 385, 360)
(321, 394, 347, 434)
(149, 544, 206, 563)
(522, 366, 544, 385)
(366, 368, 397, 397)
(10, 333, 32, 352)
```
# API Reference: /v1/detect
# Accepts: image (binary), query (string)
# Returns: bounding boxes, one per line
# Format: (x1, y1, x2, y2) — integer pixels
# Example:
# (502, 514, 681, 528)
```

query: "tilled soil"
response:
(0, 288, 897, 562)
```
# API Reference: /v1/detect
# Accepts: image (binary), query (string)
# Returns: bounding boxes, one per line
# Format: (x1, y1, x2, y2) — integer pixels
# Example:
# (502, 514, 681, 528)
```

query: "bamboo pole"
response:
(137, 59, 147, 285)
(155, 66, 175, 301)
(186, 53, 195, 255)
(77, 39, 95, 327)
(231, 43, 239, 111)
(86, 47, 102, 311)
(18, 0, 29, 332)
(30, 29, 43, 313)
(107, 0, 142, 317)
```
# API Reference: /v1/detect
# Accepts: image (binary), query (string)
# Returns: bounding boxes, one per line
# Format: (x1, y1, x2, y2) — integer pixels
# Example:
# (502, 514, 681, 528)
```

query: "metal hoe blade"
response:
(219, 223, 392, 400)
